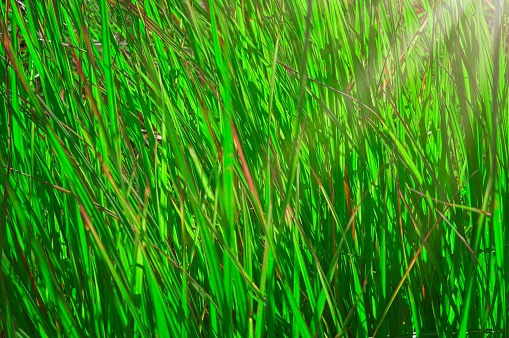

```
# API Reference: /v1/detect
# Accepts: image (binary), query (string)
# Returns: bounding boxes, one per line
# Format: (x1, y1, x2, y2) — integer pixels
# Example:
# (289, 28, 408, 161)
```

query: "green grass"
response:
(0, 0, 508, 336)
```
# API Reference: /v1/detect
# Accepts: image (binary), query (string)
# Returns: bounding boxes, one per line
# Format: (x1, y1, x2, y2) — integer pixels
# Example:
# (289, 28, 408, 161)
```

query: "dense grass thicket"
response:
(1, 0, 508, 336)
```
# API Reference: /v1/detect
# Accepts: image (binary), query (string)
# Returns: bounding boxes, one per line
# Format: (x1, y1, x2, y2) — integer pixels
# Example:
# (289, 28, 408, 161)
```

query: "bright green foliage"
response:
(0, 0, 508, 336)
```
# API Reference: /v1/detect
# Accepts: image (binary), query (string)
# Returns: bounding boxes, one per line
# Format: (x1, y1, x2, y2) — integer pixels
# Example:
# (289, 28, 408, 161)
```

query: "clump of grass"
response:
(0, 0, 507, 337)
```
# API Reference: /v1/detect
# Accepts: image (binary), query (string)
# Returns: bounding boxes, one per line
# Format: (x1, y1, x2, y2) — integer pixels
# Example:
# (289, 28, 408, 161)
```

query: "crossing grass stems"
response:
(0, 0, 508, 337)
